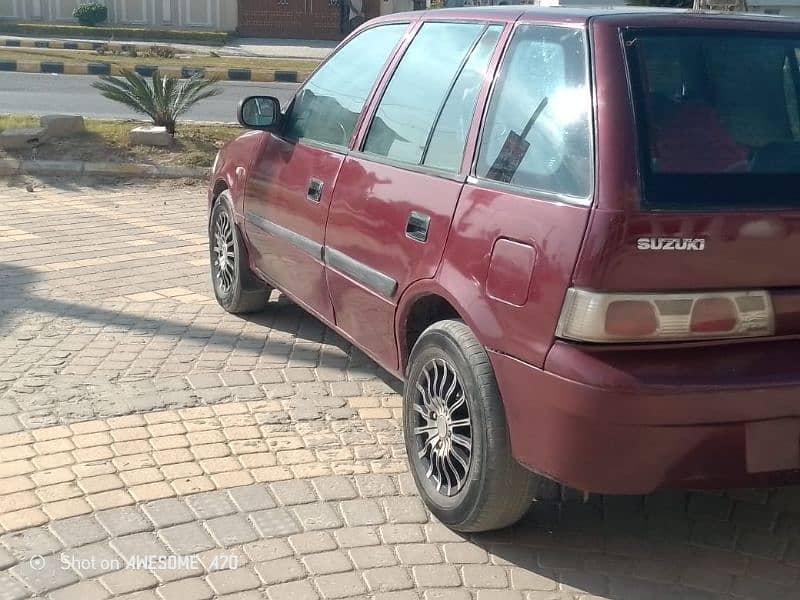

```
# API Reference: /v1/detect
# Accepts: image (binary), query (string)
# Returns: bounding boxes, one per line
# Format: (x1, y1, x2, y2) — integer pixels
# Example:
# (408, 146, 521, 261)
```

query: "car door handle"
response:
(307, 178, 323, 203)
(406, 212, 430, 242)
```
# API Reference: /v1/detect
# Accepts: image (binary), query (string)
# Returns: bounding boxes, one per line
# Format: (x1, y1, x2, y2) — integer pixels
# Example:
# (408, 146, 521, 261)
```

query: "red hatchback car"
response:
(209, 6, 800, 531)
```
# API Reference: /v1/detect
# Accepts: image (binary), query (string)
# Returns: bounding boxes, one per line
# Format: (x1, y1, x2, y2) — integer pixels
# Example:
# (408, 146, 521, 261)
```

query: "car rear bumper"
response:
(489, 339, 800, 494)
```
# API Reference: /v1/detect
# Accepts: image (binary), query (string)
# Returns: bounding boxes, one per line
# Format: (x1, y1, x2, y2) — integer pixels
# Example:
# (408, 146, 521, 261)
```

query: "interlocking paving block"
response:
(266, 580, 320, 600)
(311, 476, 358, 501)
(383, 497, 428, 524)
(64, 542, 121, 577)
(95, 506, 153, 536)
(253, 556, 306, 585)
(49, 515, 107, 547)
(271, 479, 318, 506)
(292, 503, 343, 531)
(49, 580, 111, 600)
(380, 524, 425, 545)
(396, 543, 443, 565)
(159, 522, 217, 555)
(110, 532, 169, 562)
(250, 508, 301, 538)
(99, 569, 159, 595)
(0, 544, 17, 569)
(186, 490, 237, 519)
(364, 566, 415, 593)
(288, 531, 338, 555)
(461, 564, 508, 588)
(340, 499, 386, 527)
(424, 524, 465, 544)
(315, 572, 368, 599)
(156, 577, 215, 600)
(206, 566, 261, 594)
(442, 542, 489, 564)
(302, 550, 353, 575)
(412, 565, 461, 588)
(227, 486, 275, 512)
(242, 538, 294, 562)
(205, 514, 259, 547)
(0, 571, 30, 600)
(349, 545, 398, 569)
(2, 526, 63, 559)
(10, 554, 79, 594)
(333, 526, 380, 548)
(142, 498, 194, 528)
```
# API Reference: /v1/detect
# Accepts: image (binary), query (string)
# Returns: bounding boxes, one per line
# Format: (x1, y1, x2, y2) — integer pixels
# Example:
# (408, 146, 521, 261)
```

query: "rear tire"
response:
(403, 319, 540, 532)
(209, 191, 271, 314)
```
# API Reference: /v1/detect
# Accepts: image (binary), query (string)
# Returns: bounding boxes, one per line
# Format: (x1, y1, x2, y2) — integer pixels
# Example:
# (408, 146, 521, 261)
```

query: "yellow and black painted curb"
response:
(0, 57, 309, 82)
(1, 39, 312, 82)
(3, 37, 105, 50)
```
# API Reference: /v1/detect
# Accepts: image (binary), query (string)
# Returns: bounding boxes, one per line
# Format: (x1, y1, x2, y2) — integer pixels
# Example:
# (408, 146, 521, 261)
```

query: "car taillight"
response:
(556, 288, 774, 343)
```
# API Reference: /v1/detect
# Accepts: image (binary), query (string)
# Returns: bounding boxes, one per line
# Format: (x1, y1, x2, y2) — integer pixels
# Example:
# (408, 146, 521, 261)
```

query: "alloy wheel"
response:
(213, 209, 235, 296)
(411, 358, 472, 496)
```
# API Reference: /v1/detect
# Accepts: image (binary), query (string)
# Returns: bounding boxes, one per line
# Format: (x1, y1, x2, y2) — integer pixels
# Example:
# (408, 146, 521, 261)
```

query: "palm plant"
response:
(92, 70, 220, 135)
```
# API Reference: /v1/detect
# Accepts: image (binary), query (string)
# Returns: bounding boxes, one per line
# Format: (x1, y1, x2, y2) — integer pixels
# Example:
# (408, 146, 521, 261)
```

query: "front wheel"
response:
(209, 191, 271, 314)
(403, 319, 538, 532)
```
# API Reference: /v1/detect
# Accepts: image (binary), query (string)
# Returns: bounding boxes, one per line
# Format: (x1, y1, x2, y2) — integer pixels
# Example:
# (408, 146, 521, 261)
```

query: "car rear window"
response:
(627, 29, 800, 210)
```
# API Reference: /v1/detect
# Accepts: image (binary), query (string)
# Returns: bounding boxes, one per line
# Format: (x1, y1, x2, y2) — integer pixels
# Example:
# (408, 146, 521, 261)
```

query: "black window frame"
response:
(471, 22, 595, 207)
(356, 19, 508, 180)
(624, 27, 800, 212)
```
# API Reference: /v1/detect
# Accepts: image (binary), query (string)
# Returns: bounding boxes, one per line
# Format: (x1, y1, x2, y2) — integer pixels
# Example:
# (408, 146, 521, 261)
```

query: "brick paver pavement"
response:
(0, 179, 799, 599)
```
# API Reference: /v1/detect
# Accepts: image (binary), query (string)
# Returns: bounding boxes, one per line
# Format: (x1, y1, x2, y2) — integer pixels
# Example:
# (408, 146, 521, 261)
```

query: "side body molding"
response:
(245, 212, 398, 299)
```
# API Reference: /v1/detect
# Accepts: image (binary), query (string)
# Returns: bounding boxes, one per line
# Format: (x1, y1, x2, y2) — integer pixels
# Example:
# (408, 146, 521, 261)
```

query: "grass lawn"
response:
(0, 116, 243, 168)
(0, 47, 319, 73)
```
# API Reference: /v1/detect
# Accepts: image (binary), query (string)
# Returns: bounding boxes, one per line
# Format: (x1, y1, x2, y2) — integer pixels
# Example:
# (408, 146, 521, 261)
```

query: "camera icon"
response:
(29, 555, 46, 571)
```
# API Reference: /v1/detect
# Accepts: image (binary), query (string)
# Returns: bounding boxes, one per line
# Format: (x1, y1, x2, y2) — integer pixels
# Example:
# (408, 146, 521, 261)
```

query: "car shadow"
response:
(463, 486, 800, 600)
(240, 291, 404, 394)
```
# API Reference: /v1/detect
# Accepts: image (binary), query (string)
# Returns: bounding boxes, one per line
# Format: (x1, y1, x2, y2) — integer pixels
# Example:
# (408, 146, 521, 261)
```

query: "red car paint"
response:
(210, 7, 800, 494)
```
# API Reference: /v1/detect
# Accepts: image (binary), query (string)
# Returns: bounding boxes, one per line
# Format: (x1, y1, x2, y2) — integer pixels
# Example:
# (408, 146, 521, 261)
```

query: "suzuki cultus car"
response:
(209, 7, 800, 531)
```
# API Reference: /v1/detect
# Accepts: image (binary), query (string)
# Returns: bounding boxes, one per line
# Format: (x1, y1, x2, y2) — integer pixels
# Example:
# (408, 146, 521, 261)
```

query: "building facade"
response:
(0, 1, 237, 31)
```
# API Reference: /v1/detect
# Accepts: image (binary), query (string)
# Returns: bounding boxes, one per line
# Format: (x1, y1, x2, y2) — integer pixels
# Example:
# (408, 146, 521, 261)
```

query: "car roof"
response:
(373, 5, 799, 27)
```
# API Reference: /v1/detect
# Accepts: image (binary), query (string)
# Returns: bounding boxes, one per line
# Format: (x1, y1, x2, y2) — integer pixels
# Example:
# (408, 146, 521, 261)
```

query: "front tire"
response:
(403, 319, 538, 532)
(209, 191, 270, 314)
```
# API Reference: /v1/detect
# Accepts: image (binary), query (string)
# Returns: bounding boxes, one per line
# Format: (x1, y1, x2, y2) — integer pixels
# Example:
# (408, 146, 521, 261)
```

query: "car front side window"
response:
(284, 24, 407, 148)
(363, 21, 493, 168)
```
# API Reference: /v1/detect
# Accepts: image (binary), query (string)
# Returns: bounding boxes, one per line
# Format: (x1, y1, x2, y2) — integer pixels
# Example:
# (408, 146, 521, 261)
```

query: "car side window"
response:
(284, 24, 406, 148)
(423, 25, 503, 172)
(363, 22, 490, 168)
(476, 26, 592, 198)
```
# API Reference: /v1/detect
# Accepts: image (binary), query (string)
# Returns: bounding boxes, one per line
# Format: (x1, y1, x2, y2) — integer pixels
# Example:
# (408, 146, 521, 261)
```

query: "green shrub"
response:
(0, 23, 229, 45)
(73, 2, 108, 27)
(92, 70, 221, 135)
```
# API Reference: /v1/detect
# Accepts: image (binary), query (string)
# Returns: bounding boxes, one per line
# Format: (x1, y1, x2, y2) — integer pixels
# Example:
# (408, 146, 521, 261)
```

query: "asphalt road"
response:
(0, 72, 300, 122)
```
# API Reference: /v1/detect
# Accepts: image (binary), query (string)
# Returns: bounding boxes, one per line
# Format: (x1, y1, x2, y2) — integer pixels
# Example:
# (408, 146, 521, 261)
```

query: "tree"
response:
(92, 70, 220, 136)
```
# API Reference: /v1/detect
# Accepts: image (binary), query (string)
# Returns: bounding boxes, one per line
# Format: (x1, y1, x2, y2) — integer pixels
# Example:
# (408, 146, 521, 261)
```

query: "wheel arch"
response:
(395, 281, 483, 377)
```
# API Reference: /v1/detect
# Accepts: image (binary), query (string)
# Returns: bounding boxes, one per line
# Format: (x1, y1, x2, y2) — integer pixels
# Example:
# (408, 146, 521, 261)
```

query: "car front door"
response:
(243, 23, 407, 323)
(324, 21, 507, 369)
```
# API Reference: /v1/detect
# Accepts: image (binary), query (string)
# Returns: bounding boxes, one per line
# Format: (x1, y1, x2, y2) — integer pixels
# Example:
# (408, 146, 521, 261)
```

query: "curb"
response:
(3, 37, 105, 50)
(0, 158, 208, 179)
(0, 56, 309, 82)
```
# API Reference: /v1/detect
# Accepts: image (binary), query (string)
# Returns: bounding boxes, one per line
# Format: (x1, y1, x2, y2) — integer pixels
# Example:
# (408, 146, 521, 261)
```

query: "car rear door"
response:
(324, 20, 508, 370)
(243, 23, 407, 323)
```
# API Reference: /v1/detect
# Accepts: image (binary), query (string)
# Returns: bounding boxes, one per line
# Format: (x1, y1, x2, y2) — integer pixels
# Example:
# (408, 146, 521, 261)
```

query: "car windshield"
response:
(628, 29, 800, 209)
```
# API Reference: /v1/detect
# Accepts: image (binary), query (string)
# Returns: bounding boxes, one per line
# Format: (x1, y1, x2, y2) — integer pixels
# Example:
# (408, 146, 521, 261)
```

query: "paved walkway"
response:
(0, 179, 799, 599)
